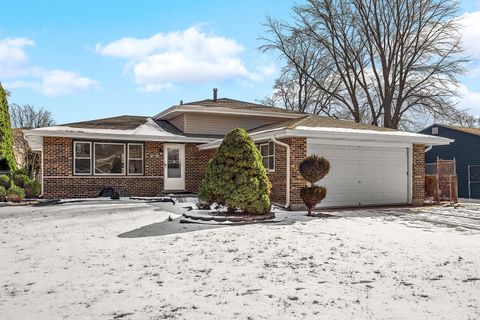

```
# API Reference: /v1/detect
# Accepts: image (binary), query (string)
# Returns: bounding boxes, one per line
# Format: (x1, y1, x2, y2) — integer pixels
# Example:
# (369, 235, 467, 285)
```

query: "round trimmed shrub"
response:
(0, 185, 6, 201)
(198, 128, 271, 215)
(299, 155, 331, 216)
(24, 180, 41, 198)
(12, 174, 30, 188)
(0, 174, 10, 189)
(299, 155, 330, 186)
(6, 184, 25, 203)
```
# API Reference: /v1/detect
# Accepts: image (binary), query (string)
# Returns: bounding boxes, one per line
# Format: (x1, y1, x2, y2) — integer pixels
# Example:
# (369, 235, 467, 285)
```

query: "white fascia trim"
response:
(24, 130, 215, 150)
(287, 128, 453, 145)
(198, 127, 453, 150)
(154, 105, 303, 120)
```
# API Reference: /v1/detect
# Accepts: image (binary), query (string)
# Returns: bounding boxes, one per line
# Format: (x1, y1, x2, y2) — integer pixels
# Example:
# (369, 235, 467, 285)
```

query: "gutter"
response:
(270, 136, 290, 209)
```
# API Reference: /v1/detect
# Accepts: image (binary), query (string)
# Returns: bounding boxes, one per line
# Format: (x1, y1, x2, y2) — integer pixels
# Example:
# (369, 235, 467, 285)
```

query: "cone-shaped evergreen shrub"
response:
(0, 84, 16, 171)
(198, 128, 271, 215)
(299, 155, 330, 216)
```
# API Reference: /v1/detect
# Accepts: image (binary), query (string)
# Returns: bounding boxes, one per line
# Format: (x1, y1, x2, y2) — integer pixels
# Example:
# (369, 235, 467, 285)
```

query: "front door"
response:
(164, 144, 185, 190)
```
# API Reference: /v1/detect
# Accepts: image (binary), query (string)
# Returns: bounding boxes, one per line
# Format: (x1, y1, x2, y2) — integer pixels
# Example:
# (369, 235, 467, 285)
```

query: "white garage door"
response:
(307, 142, 409, 207)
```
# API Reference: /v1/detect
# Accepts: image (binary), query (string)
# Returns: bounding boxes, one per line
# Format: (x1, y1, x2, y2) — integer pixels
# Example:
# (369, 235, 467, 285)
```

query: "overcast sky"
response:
(2, 0, 480, 124)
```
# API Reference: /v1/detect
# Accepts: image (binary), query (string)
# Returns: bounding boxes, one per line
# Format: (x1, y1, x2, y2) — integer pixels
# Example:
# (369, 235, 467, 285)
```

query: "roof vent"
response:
(432, 127, 438, 135)
(213, 88, 218, 102)
(180, 100, 183, 105)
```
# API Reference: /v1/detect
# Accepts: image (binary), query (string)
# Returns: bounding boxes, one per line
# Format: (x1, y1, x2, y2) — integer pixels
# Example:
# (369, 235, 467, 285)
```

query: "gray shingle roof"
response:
(61, 115, 149, 130)
(249, 114, 394, 134)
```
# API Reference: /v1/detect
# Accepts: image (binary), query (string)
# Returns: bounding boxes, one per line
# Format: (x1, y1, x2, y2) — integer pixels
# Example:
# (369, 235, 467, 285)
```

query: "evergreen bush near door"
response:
(299, 155, 330, 216)
(198, 128, 272, 215)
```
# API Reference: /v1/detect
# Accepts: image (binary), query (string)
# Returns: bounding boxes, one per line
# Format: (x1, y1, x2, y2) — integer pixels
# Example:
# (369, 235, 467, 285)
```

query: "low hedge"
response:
(0, 185, 6, 201)
(6, 185, 25, 203)
(0, 174, 10, 189)
(24, 180, 41, 198)
(12, 174, 30, 188)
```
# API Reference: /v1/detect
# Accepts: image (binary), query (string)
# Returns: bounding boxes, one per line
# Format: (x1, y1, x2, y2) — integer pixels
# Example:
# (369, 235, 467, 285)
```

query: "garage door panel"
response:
(307, 143, 409, 207)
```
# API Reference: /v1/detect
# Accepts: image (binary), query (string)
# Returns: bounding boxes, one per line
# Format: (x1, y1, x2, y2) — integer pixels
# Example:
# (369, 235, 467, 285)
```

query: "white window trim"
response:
(93, 142, 126, 176)
(127, 143, 144, 175)
(73, 141, 92, 175)
(259, 142, 275, 172)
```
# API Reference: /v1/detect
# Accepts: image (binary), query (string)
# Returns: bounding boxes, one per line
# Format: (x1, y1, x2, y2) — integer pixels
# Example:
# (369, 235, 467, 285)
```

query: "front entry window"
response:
(167, 148, 181, 178)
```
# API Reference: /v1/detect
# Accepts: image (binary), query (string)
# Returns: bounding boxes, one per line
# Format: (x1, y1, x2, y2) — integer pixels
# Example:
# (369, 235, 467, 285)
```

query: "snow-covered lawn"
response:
(1, 199, 479, 319)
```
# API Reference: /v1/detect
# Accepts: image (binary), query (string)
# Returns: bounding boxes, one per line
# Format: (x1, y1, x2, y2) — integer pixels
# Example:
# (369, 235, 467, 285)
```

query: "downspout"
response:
(270, 136, 290, 208)
(40, 149, 44, 197)
(425, 145, 432, 153)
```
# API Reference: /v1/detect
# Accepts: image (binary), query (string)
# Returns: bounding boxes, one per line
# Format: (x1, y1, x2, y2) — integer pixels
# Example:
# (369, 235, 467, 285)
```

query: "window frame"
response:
(259, 141, 275, 172)
(127, 143, 144, 175)
(73, 141, 92, 175)
(93, 142, 126, 176)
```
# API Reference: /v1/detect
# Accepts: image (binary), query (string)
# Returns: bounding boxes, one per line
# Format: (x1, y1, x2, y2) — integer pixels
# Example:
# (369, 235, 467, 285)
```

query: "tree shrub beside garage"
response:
(198, 128, 272, 215)
(299, 155, 330, 216)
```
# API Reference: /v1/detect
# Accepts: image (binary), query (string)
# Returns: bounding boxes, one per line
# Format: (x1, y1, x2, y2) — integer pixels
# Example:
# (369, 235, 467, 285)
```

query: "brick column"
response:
(287, 137, 307, 210)
(412, 144, 425, 206)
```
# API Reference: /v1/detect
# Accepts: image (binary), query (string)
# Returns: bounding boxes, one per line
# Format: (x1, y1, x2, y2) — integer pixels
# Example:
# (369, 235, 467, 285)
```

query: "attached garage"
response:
(198, 114, 454, 210)
(307, 140, 409, 207)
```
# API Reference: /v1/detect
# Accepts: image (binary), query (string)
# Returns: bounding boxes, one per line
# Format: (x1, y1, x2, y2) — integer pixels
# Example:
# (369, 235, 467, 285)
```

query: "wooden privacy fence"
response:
(425, 158, 458, 203)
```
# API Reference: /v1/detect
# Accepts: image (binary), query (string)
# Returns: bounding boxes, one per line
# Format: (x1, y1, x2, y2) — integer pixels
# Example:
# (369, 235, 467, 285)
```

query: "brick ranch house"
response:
(24, 93, 451, 209)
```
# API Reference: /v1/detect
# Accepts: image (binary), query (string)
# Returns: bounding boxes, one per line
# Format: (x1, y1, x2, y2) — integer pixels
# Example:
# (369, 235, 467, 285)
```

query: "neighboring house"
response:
(24, 91, 451, 209)
(420, 124, 480, 199)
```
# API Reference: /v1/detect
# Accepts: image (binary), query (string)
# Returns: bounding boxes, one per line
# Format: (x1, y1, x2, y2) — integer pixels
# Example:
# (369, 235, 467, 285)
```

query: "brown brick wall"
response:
(286, 138, 308, 210)
(185, 145, 216, 193)
(412, 144, 425, 206)
(266, 142, 287, 205)
(42, 137, 424, 209)
(43, 137, 164, 198)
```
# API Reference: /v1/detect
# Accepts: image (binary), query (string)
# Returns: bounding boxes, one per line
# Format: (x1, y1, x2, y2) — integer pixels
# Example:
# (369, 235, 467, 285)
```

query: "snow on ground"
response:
(0, 199, 479, 320)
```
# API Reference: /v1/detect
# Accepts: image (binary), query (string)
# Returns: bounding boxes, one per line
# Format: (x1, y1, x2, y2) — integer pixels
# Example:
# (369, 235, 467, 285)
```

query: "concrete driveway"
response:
(0, 199, 479, 319)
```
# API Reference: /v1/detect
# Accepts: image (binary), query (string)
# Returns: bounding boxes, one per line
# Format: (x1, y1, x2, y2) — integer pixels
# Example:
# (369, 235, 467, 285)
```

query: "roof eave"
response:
(197, 127, 453, 150)
(287, 128, 453, 145)
(23, 129, 216, 150)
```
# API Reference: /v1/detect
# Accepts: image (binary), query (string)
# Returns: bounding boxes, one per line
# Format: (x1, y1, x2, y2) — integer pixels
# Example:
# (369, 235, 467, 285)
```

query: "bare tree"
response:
(260, 18, 340, 116)
(10, 104, 55, 129)
(262, 0, 467, 129)
(10, 104, 55, 179)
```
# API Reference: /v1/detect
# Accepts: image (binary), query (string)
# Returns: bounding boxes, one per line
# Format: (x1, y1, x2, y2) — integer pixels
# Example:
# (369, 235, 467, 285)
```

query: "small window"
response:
(432, 127, 438, 135)
(74, 142, 91, 175)
(259, 142, 275, 171)
(94, 143, 125, 175)
(128, 143, 144, 175)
